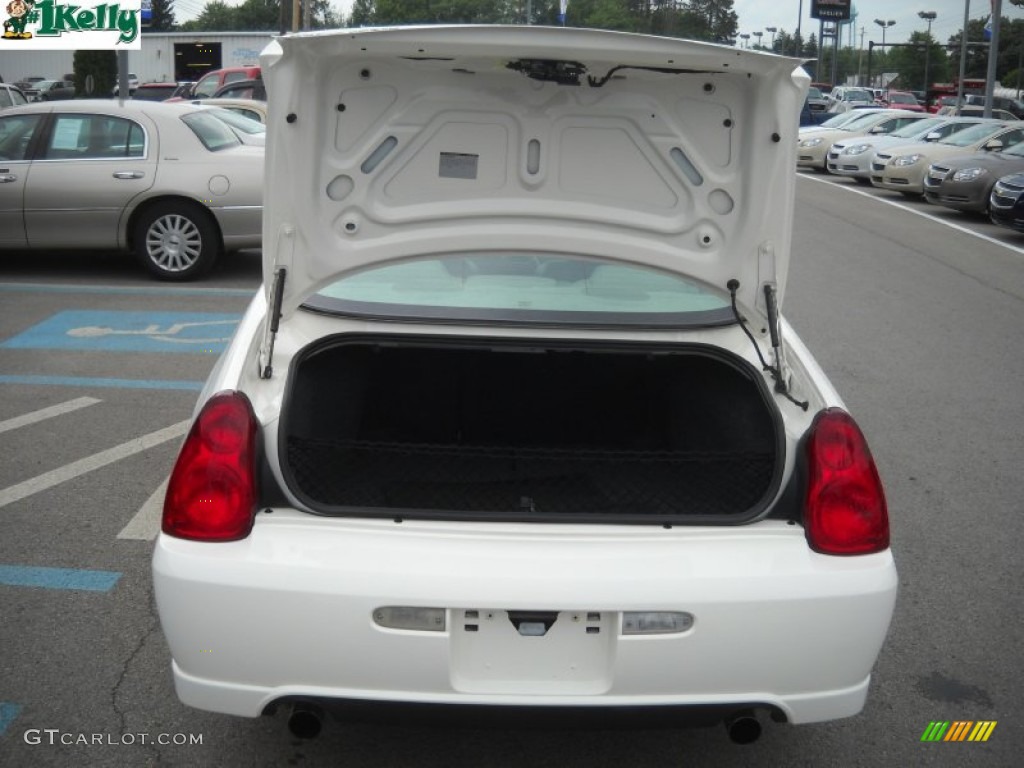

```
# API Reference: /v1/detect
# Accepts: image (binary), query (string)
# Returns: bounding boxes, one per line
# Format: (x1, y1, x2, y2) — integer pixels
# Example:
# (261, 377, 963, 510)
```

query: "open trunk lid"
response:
(259, 25, 808, 324)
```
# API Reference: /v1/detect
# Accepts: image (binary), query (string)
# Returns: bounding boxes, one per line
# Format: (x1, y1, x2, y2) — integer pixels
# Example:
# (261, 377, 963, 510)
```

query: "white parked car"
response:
(0, 99, 263, 279)
(797, 109, 927, 171)
(153, 26, 897, 743)
(871, 120, 1024, 195)
(826, 86, 875, 112)
(827, 116, 991, 181)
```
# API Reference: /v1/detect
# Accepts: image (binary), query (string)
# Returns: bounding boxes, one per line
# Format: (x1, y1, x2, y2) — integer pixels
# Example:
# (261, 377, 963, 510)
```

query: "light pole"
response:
(752, 31, 764, 49)
(919, 11, 937, 99)
(796, 0, 803, 56)
(739, 33, 751, 49)
(766, 26, 778, 51)
(874, 19, 896, 86)
(1012, 1, 1024, 99)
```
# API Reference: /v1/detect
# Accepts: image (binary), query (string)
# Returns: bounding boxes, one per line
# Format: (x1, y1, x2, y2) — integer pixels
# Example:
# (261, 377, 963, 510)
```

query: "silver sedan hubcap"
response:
(146, 214, 202, 273)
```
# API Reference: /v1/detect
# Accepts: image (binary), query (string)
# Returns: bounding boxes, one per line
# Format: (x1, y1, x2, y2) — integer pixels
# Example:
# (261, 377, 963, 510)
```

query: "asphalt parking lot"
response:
(1, 173, 1022, 767)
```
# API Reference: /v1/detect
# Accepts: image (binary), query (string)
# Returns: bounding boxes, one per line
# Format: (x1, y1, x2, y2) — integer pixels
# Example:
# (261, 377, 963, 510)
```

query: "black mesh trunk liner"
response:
(287, 436, 774, 517)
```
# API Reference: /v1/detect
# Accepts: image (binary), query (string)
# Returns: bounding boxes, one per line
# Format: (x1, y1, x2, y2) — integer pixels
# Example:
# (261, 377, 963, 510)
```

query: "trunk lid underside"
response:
(260, 26, 808, 323)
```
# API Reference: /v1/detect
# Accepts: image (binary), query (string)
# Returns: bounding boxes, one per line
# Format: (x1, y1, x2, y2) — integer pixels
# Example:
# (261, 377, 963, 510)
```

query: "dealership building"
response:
(0, 31, 275, 87)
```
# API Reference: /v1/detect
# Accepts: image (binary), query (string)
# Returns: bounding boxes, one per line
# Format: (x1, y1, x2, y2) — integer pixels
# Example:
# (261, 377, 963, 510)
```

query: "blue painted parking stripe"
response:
(2, 311, 240, 354)
(0, 281, 255, 297)
(0, 702, 23, 737)
(0, 375, 203, 391)
(0, 565, 122, 592)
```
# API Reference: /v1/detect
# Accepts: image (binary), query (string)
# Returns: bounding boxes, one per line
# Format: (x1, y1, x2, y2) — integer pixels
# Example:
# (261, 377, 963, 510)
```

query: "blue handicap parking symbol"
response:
(1, 311, 241, 354)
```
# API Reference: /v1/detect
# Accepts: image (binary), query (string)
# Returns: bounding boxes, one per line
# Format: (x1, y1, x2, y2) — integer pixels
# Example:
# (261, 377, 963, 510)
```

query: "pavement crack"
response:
(110, 591, 162, 763)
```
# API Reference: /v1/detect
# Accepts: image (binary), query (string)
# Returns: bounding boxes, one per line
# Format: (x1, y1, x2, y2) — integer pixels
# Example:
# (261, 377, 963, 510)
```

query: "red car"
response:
(172, 66, 262, 101)
(880, 90, 926, 112)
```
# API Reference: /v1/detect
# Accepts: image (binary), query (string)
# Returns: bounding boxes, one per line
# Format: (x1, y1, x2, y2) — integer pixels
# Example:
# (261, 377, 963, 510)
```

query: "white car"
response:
(0, 99, 263, 279)
(871, 120, 1024, 195)
(827, 116, 990, 181)
(153, 26, 897, 743)
(826, 86, 875, 112)
(797, 109, 927, 171)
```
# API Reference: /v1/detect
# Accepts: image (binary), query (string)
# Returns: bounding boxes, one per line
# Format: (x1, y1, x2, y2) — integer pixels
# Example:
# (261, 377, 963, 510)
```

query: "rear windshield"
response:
(304, 253, 734, 328)
(205, 107, 265, 135)
(180, 111, 241, 151)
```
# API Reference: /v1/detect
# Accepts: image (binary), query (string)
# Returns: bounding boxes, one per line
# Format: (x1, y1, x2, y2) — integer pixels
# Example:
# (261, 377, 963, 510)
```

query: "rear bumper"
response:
(153, 514, 897, 724)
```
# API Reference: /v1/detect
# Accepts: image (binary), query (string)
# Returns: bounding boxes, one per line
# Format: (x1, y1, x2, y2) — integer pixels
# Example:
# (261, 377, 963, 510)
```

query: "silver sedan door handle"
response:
(0, 174, 17, 183)
(112, 171, 145, 179)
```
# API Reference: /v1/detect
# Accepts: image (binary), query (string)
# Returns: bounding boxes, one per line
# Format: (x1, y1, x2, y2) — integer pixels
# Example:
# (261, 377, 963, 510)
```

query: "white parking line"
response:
(799, 174, 1024, 255)
(0, 420, 189, 510)
(0, 397, 101, 435)
(117, 477, 168, 540)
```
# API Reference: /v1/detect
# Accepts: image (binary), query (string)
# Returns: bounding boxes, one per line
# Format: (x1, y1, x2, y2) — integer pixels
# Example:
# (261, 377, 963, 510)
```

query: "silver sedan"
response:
(0, 99, 262, 280)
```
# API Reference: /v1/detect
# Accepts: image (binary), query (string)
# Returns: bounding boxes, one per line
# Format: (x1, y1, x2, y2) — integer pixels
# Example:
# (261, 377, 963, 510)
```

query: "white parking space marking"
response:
(117, 477, 168, 541)
(0, 397, 101, 435)
(0, 421, 189, 510)
(800, 174, 1024, 255)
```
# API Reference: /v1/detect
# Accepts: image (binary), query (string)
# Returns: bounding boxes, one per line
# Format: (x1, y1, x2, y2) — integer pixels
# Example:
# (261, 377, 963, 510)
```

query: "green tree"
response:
(949, 19, 987, 79)
(803, 33, 817, 59)
(889, 31, 949, 92)
(350, 0, 375, 26)
(73, 50, 116, 97)
(370, 0, 517, 25)
(147, 0, 175, 31)
(687, 0, 737, 43)
(181, 0, 340, 31)
(179, 0, 237, 31)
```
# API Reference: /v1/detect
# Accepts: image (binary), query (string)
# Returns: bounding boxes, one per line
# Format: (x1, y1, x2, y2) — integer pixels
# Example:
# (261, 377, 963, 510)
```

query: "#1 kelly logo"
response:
(2, 0, 140, 49)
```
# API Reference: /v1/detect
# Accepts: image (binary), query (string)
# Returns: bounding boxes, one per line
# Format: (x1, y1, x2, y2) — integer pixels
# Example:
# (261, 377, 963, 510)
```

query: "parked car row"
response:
(798, 108, 1024, 234)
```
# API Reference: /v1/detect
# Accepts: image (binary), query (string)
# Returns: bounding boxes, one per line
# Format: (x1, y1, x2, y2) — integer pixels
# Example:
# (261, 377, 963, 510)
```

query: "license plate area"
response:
(450, 609, 613, 694)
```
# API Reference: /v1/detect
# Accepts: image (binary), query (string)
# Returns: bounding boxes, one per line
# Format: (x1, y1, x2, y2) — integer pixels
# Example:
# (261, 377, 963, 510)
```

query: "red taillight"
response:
(162, 391, 258, 542)
(804, 408, 889, 556)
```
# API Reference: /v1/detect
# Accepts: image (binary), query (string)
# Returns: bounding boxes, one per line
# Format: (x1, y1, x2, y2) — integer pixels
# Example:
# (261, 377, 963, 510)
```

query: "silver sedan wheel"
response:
(134, 202, 220, 281)
(145, 213, 203, 274)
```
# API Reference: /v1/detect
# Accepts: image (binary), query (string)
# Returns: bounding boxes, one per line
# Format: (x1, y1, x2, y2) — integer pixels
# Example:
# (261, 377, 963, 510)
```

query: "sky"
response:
(174, 0, 1010, 46)
(733, 1, 1008, 48)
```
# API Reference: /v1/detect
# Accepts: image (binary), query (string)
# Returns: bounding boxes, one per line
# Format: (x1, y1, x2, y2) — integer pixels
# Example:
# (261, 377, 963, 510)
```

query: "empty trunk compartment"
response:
(279, 336, 783, 523)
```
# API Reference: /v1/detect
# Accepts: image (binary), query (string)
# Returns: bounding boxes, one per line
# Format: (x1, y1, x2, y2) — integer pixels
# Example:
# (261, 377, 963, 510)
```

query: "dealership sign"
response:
(810, 0, 851, 21)
(1, 0, 141, 49)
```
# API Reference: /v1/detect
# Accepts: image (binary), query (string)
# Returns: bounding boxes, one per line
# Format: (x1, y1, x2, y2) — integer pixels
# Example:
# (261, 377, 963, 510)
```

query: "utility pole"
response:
(985, 0, 1002, 117)
(957, 1, 971, 110)
(858, 27, 865, 86)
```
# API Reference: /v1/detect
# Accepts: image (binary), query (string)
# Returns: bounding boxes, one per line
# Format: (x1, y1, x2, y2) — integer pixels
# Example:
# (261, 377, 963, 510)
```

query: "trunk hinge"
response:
(761, 282, 787, 392)
(258, 267, 287, 380)
(727, 244, 809, 411)
(757, 282, 807, 411)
